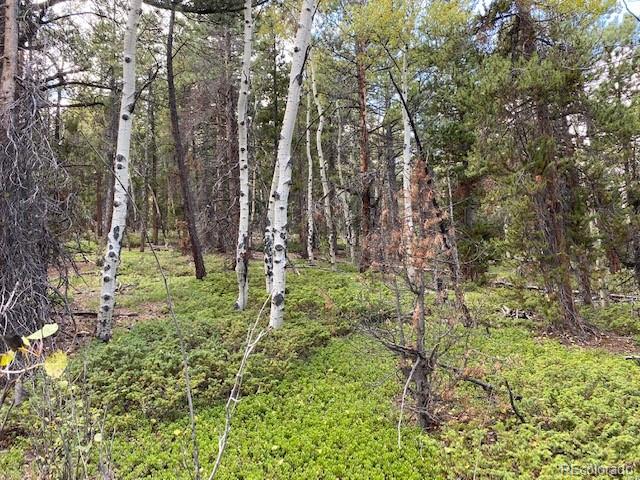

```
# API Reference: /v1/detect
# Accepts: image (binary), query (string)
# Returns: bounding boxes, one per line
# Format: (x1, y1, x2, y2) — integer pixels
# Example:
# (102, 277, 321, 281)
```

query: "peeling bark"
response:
(269, 0, 316, 328)
(96, 0, 143, 341)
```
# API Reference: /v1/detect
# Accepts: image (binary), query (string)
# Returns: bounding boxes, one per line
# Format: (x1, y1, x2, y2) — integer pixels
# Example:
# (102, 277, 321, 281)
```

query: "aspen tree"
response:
(310, 60, 336, 269)
(305, 89, 315, 262)
(269, 0, 316, 328)
(234, 0, 253, 310)
(97, 0, 143, 341)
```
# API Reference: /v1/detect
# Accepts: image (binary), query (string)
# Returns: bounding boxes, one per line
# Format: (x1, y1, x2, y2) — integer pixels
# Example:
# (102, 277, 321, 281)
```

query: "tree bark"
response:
(401, 53, 415, 282)
(264, 162, 278, 293)
(310, 60, 336, 269)
(102, 77, 119, 243)
(234, 0, 253, 310)
(0, 0, 18, 119)
(96, 168, 104, 238)
(305, 89, 315, 262)
(356, 39, 371, 272)
(97, 0, 143, 341)
(149, 82, 159, 245)
(139, 87, 153, 252)
(336, 103, 355, 263)
(269, 0, 316, 328)
(167, 8, 206, 279)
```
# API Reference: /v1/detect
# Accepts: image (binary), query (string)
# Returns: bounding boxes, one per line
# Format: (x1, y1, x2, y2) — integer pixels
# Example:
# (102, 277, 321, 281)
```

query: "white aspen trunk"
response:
(264, 162, 279, 293)
(401, 53, 416, 282)
(310, 60, 336, 269)
(336, 103, 355, 263)
(234, 0, 253, 310)
(96, 0, 142, 341)
(305, 89, 315, 262)
(0, 0, 18, 119)
(250, 163, 256, 225)
(269, 0, 316, 329)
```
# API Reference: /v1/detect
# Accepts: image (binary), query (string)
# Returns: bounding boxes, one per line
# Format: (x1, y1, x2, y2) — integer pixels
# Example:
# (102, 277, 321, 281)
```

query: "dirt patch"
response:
(538, 328, 640, 356)
(49, 259, 165, 354)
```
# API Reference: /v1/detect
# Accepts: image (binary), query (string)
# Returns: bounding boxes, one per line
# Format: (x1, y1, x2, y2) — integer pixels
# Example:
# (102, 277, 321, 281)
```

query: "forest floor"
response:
(1, 247, 640, 479)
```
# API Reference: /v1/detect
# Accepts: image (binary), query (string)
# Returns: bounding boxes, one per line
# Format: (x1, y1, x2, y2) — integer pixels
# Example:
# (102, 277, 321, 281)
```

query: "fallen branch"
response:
(70, 311, 138, 317)
(439, 362, 495, 394)
(505, 380, 525, 424)
(625, 356, 640, 366)
(492, 280, 639, 303)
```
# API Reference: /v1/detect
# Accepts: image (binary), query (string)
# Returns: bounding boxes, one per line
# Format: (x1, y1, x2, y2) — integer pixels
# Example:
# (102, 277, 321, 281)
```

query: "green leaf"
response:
(43, 351, 68, 379)
(27, 323, 59, 341)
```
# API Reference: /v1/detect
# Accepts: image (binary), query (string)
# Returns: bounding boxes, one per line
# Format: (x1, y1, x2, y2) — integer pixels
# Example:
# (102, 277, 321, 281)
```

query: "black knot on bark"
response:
(273, 293, 284, 306)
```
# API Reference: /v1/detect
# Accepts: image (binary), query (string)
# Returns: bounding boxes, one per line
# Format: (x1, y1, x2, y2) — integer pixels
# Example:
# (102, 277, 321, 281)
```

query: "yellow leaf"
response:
(43, 351, 68, 379)
(27, 323, 59, 341)
(0, 350, 15, 367)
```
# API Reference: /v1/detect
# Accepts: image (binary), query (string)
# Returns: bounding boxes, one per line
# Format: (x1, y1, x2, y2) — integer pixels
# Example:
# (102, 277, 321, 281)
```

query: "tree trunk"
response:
(224, 28, 239, 254)
(401, 53, 415, 282)
(139, 89, 153, 252)
(310, 61, 336, 269)
(269, 0, 316, 328)
(0, 0, 18, 119)
(446, 170, 470, 325)
(625, 144, 640, 289)
(96, 0, 143, 341)
(149, 81, 159, 245)
(356, 39, 371, 272)
(305, 89, 315, 262)
(336, 103, 355, 263)
(384, 87, 398, 229)
(96, 168, 104, 238)
(102, 79, 119, 243)
(234, 0, 253, 310)
(264, 162, 278, 293)
(167, 8, 206, 279)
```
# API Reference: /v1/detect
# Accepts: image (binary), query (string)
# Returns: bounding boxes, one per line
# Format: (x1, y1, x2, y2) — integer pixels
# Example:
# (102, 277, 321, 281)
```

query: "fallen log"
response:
(71, 311, 139, 317)
(491, 280, 639, 303)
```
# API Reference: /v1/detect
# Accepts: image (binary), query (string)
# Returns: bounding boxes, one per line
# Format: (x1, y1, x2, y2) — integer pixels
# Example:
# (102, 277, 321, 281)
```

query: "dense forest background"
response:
(1, 0, 640, 477)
